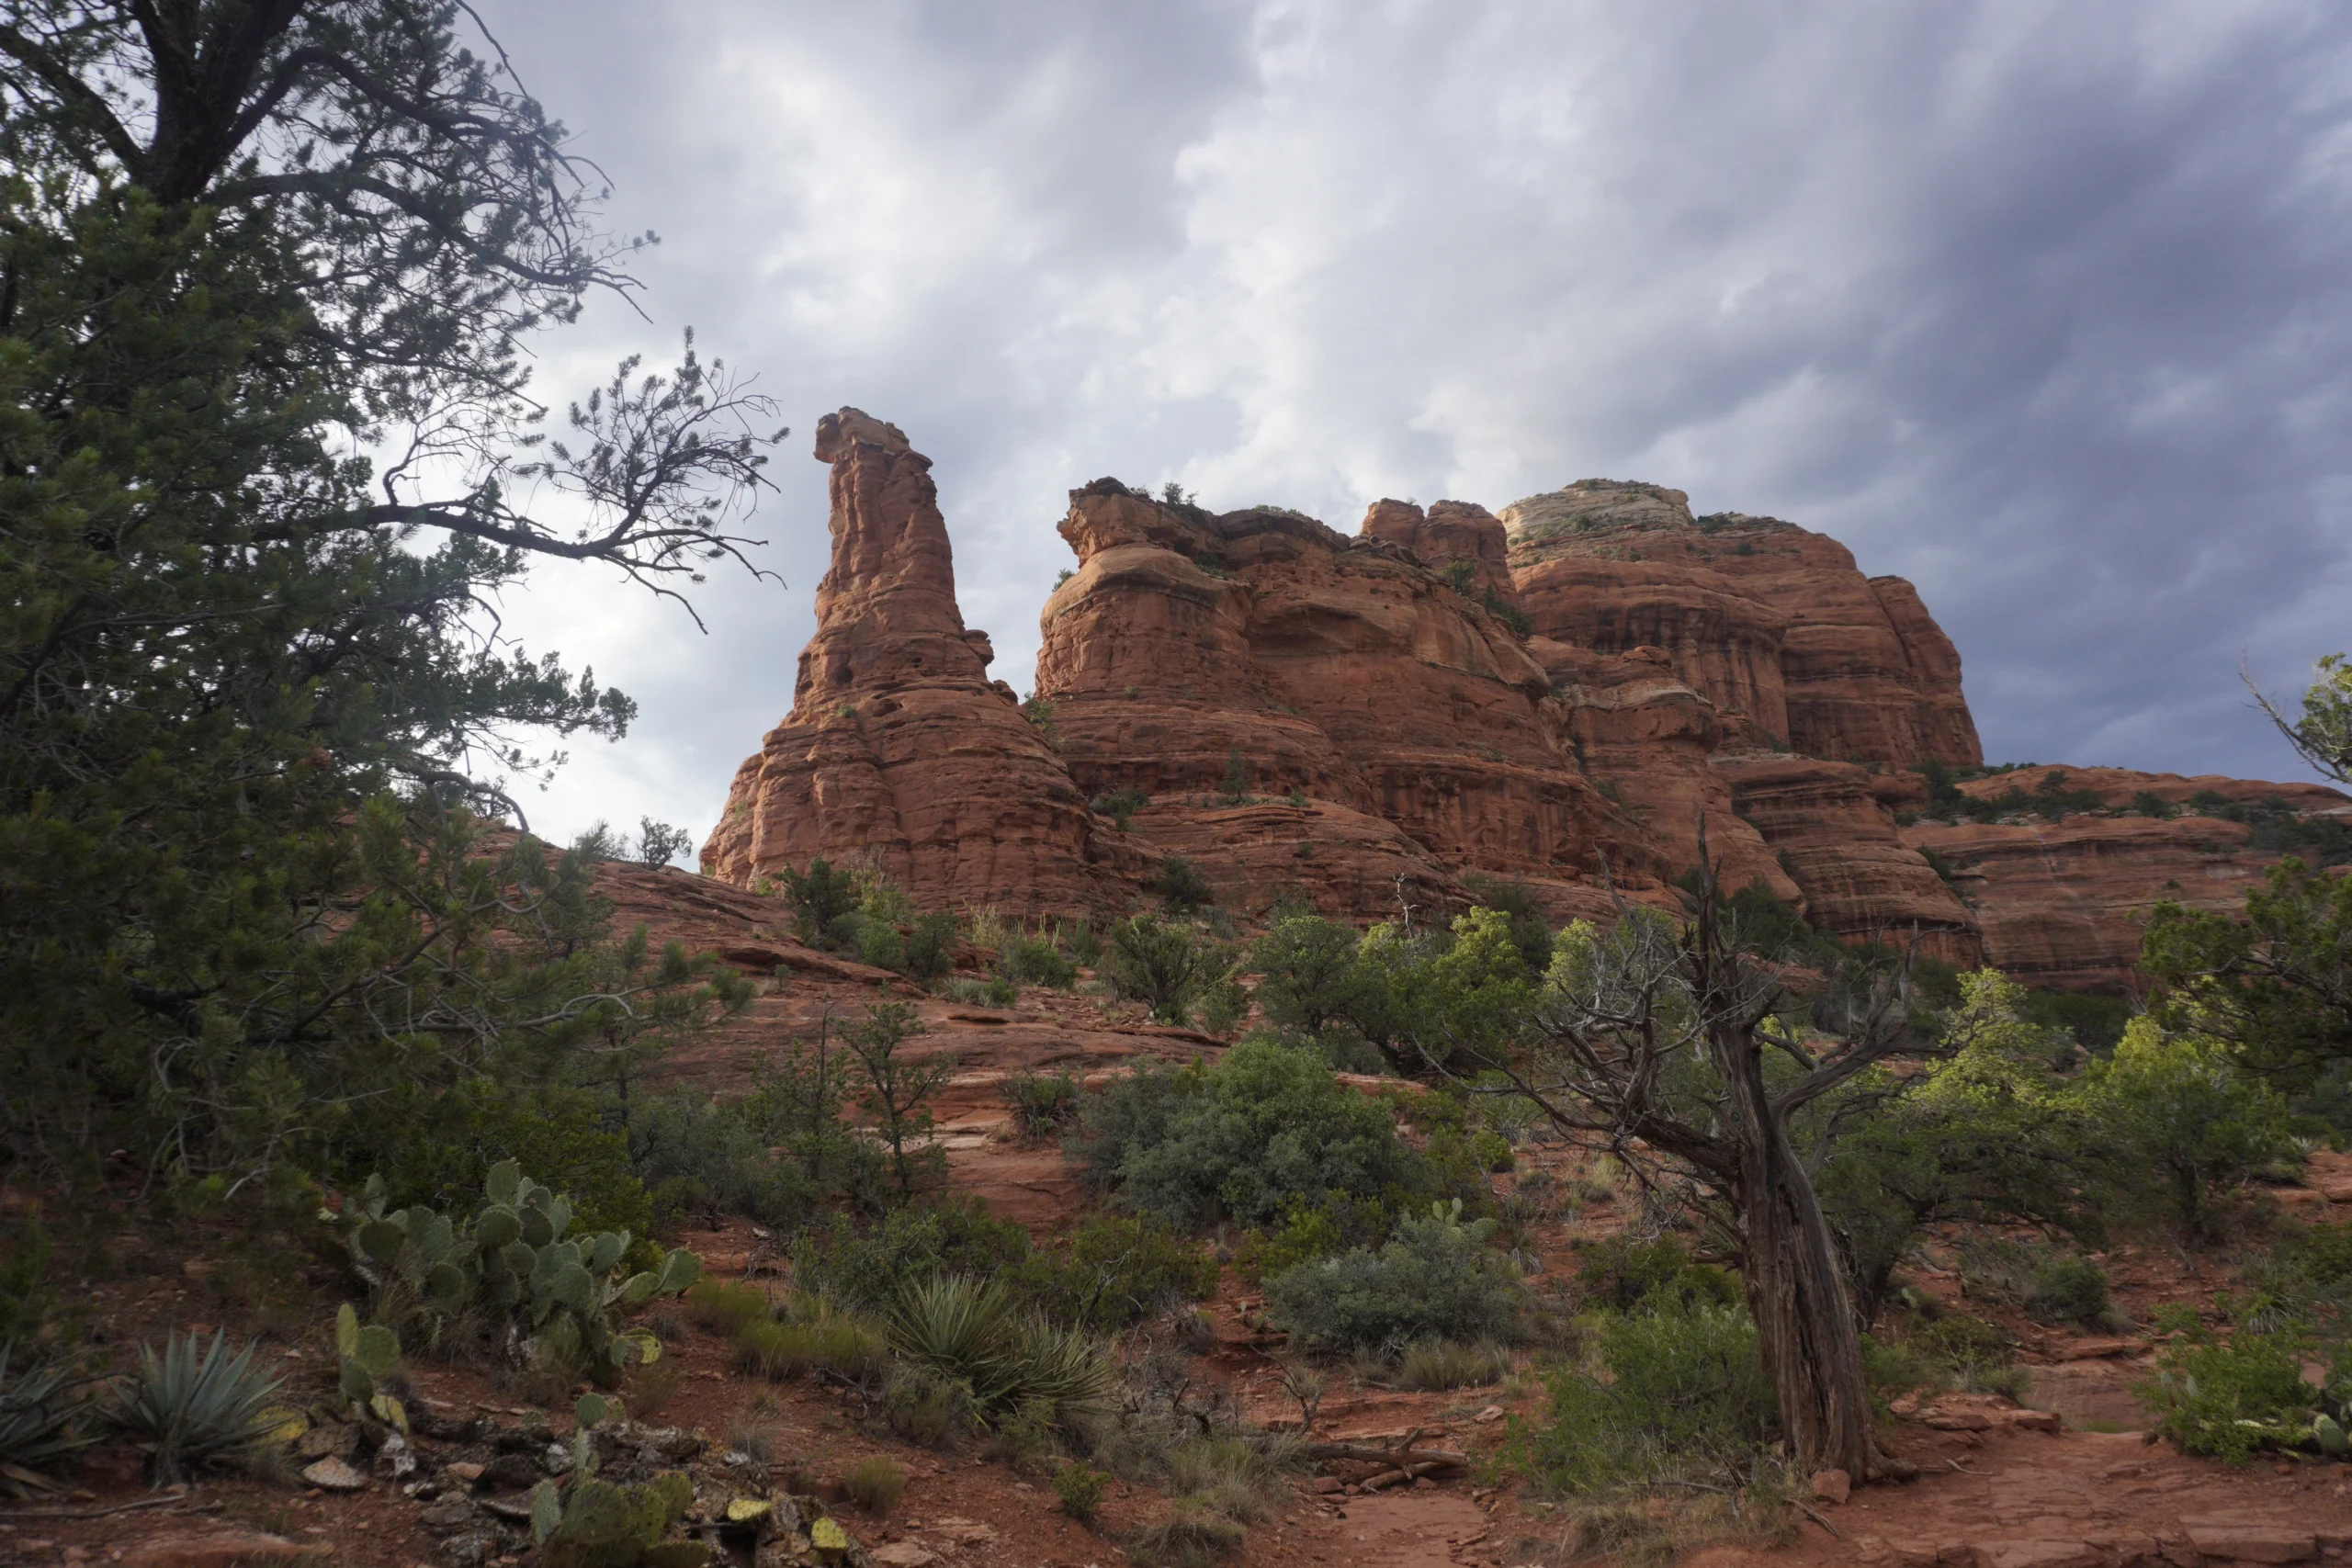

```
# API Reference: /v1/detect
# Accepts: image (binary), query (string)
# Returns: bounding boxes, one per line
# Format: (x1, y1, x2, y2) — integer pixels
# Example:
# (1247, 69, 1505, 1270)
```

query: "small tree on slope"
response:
(1421, 849, 1924, 1482)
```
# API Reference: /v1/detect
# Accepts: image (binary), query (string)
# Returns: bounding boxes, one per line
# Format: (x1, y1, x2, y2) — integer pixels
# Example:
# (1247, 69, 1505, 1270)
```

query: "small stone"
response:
(300, 1457, 368, 1493)
(1309, 1476, 1342, 1495)
(375, 1433, 417, 1482)
(445, 1462, 485, 1485)
(435, 1533, 495, 1568)
(1473, 1404, 1505, 1423)
(421, 1497, 478, 1533)
(868, 1548, 936, 1568)
(1810, 1469, 1851, 1506)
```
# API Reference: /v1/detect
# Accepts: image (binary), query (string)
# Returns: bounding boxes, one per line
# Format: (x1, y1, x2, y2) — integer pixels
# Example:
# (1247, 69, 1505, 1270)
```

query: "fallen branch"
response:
(1359, 1461, 1457, 1491)
(1793, 1499, 1842, 1540)
(1306, 1425, 1468, 1472)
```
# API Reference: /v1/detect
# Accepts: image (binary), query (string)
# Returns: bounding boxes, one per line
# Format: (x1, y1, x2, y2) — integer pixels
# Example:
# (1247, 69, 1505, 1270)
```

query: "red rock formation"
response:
(702, 411, 1114, 913)
(1534, 639, 1798, 903)
(1033, 481, 1661, 918)
(1951, 764, 2346, 814)
(1900, 815, 2276, 991)
(1713, 754, 1982, 964)
(1503, 482, 1981, 767)
(1891, 765, 2350, 989)
(1359, 498, 1521, 612)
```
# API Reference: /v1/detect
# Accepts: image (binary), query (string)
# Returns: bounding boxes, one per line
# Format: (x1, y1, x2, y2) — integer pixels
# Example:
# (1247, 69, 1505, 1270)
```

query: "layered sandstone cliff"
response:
(1503, 480, 1982, 767)
(702, 411, 1114, 911)
(704, 422, 2338, 989)
(1033, 482, 1662, 919)
(1895, 766, 2348, 990)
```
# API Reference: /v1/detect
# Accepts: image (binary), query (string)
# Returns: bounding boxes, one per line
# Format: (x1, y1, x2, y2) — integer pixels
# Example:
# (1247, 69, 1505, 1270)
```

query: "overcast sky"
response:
(469, 0, 2352, 855)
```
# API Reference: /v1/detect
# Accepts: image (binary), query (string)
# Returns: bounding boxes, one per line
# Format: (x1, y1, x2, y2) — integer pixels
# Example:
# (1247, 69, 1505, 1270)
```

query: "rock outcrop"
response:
(1034, 481, 1661, 919)
(1896, 766, 2348, 990)
(1503, 481, 1982, 766)
(702, 411, 1114, 912)
(703, 422, 2339, 989)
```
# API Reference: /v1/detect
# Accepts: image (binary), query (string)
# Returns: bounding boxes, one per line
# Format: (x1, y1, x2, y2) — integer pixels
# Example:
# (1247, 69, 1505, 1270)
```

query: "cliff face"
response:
(705, 424, 2340, 988)
(701, 411, 1113, 912)
(1502, 481, 1982, 767)
(1034, 481, 1661, 919)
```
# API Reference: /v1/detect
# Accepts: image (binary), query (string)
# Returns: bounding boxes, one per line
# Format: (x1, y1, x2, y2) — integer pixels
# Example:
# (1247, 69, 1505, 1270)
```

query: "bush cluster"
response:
(1262, 1201, 1528, 1357)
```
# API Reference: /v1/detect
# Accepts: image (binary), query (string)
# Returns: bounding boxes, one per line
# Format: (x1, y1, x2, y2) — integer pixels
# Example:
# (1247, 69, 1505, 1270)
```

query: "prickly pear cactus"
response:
(334, 1303, 408, 1434)
(530, 1468, 695, 1568)
(339, 1160, 699, 1383)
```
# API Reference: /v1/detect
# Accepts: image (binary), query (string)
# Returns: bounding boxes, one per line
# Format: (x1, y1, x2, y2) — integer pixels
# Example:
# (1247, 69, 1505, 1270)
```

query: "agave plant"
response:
(0, 1342, 99, 1497)
(108, 1331, 286, 1483)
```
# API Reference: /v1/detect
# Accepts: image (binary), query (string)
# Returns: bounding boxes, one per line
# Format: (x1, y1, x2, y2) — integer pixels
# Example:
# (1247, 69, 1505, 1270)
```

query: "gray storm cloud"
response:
(469, 0, 2352, 851)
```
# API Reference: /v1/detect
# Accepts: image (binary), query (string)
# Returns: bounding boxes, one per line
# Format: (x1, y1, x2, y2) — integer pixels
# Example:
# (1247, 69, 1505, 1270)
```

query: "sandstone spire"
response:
(700, 410, 1109, 913)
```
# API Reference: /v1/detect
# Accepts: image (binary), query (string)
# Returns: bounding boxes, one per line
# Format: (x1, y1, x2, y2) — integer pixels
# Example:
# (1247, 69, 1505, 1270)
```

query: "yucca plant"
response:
(886, 1276, 1108, 1426)
(108, 1331, 286, 1483)
(0, 1342, 99, 1497)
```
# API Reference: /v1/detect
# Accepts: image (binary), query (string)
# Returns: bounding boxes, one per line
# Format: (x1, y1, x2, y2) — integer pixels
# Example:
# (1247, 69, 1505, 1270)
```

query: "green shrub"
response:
(1150, 856, 1216, 912)
(2072, 1018, 2301, 1241)
(1468, 1129, 1515, 1172)
(842, 1455, 905, 1515)
(1073, 1038, 1430, 1232)
(1012, 1212, 1219, 1331)
(1572, 1236, 1742, 1316)
(1054, 1460, 1107, 1523)
(1510, 1301, 1777, 1495)
(1250, 915, 1379, 1041)
(878, 1359, 977, 1447)
(792, 1199, 1032, 1313)
(855, 918, 907, 973)
(1002, 934, 1079, 989)
(2136, 1306, 2316, 1463)
(341, 1160, 698, 1384)
(627, 1089, 827, 1232)
(1100, 914, 1235, 1027)
(0, 1344, 97, 1495)
(732, 1321, 818, 1381)
(777, 859, 860, 948)
(1091, 790, 1150, 831)
(684, 1280, 773, 1337)
(107, 1331, 286, 1484)
(1007, 1069, 1083, 1140)
(906, 912, 957, 979)
(1396, 1339, 1511, 1391)
(1064, 919, 1104, 966)
(0, 1216, 54, 1348)
(1165, 1432, 1297, 1523)
(1958, 1238, 2118, 1330)
(1131, 1504, 1245, 1567)
(1263, 1201, 1526, 1356)
(1880, 1314, 2032, 1400)
(801, 1311, 889, 1384)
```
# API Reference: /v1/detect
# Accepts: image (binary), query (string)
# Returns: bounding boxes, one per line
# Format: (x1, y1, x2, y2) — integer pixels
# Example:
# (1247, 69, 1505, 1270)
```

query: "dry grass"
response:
(841, 1455, 905, 1515)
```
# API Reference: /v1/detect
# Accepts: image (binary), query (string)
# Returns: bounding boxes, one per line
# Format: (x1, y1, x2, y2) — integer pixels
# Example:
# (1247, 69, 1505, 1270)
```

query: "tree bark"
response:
(1713, 1014, 1888, 1479)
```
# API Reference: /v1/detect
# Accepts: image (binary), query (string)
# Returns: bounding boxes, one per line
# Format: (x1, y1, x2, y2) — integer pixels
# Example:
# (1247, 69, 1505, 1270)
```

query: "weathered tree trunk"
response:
(1712, 1017, 1889, 1480)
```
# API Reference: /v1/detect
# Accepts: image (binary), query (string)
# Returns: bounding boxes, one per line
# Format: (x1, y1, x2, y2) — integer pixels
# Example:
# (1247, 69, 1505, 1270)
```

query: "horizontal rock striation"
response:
(1503, 480, 1982, 767)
